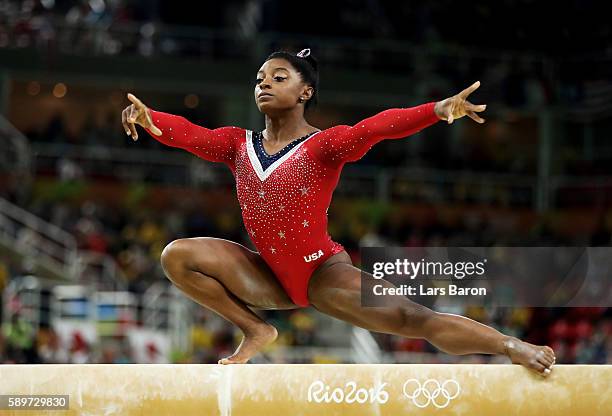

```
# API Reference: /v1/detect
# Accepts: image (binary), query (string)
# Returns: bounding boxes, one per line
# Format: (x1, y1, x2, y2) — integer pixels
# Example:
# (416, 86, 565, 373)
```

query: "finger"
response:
(128, 121, 138, 140)
(128, 105, 139, 124)
(459, 81, 481, 99)
(465, 101, 487, 112)
(127, 93, 145, 109)
(467, 111, 485, 124)
(121, 110, 131, 136)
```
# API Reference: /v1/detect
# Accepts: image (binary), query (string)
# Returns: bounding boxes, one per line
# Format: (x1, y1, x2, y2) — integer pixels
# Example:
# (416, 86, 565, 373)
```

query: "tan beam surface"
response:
(0, 364, 610, 415)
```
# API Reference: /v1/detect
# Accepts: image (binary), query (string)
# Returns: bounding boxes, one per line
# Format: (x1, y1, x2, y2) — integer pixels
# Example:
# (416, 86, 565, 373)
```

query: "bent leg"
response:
(308, 262, 556, 376)
(161, 237, 298, 364)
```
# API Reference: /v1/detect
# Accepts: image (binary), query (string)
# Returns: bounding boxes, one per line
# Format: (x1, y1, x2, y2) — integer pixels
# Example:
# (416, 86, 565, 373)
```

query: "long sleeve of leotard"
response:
(143, 109, 242, 165)
(310, 102, 440, 168)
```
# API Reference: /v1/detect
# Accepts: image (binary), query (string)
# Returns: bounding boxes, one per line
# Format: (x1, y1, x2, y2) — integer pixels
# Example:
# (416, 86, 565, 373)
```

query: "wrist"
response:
(434, 101, 445, 120)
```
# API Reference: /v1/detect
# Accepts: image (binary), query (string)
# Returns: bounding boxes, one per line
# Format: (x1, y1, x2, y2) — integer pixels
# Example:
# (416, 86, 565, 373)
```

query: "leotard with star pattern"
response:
(145, 102, 440, 306)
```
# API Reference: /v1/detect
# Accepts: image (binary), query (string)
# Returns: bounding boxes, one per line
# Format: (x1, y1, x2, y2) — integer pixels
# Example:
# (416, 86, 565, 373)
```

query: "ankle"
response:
(502, 336, 519, 357)
(243, 322, 276, 336)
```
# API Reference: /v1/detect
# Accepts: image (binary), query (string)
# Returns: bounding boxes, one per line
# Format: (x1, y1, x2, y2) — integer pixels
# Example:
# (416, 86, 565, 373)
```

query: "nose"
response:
(259, 76, 272, 90)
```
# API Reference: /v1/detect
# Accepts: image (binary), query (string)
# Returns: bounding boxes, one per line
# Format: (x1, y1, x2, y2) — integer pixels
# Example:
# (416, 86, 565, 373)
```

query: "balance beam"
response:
(0, 364, 610, 415)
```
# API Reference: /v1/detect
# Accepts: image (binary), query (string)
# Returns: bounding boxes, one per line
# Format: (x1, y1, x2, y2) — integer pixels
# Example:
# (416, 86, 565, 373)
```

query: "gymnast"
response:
(121, 48, 555, 375)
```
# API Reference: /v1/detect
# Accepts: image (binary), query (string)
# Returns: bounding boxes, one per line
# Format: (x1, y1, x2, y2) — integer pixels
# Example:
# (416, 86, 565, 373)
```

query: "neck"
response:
(263, 109, 312, 144)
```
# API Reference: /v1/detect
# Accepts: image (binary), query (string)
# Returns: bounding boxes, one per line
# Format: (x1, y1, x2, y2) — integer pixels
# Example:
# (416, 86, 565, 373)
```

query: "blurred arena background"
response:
(0, 0, 610, 365)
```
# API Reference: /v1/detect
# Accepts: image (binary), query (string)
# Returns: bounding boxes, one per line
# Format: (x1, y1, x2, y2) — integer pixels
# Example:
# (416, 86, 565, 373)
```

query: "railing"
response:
(0, 196, 79, 279)
(142, 281, 194, 352)
(0, 196, 131, 290)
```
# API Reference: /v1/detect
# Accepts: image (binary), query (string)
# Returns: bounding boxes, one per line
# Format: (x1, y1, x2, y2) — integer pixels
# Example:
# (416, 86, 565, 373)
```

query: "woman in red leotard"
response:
(121, 48, 555, 375)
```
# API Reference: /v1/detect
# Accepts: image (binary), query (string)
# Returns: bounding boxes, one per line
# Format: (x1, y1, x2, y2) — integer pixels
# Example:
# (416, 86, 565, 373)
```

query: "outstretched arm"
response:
(311, 81, 487, 167)
(145, 109, 241, 164)
(311, 102, 440, 167)
(122, 93, 241, 165)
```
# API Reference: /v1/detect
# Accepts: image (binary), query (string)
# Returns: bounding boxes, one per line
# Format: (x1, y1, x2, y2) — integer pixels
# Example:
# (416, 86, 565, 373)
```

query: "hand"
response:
(121, 93, 162, 140)
(434, 81, 487, 125)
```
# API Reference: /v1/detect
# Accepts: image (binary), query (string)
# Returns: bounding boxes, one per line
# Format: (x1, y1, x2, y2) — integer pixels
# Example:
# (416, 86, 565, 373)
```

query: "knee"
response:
(160, 238, 192, 277)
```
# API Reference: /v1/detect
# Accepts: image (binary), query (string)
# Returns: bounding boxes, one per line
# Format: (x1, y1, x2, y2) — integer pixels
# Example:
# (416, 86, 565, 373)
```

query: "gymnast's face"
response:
(254, 58, 313, 114)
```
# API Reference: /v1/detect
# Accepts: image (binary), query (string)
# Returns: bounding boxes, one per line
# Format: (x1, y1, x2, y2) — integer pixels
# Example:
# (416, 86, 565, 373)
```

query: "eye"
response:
(255, 78, 263, 84)
(274, 76, 286, 81)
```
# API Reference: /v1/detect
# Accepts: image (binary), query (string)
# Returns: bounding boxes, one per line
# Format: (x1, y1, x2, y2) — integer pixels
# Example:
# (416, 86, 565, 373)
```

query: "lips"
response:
(258, 92, 273, 98)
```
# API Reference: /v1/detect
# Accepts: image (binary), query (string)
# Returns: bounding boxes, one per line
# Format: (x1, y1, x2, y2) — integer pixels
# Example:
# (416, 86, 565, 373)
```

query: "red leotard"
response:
(145, 102, 440, 306)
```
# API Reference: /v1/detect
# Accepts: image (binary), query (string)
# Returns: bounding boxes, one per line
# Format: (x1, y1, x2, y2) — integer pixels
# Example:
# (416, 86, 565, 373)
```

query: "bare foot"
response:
(503, 336, 556, 377)
(218, 323, 278, 365)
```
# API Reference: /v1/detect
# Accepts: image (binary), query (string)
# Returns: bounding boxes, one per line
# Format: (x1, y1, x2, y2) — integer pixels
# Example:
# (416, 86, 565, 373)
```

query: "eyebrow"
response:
(257, 67, 290, 74)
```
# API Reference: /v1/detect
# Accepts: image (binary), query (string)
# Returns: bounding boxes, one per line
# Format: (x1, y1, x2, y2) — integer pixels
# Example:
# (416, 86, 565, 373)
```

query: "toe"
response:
(529, 359, 550, 376)
(538, 353, 554, 368)
(544, 346, 556, 358)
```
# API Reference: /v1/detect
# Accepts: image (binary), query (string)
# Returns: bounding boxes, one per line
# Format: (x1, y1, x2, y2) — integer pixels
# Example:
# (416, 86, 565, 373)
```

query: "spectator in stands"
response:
(1, 312, 39, 363)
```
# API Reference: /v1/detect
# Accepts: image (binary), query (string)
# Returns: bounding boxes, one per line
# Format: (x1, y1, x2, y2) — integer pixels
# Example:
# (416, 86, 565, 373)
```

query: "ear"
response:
(300, 85, 314, 102)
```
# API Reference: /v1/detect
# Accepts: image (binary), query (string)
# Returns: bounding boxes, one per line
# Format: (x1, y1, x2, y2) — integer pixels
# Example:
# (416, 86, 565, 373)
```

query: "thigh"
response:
(164, 237, 298, 310)
(308, 262, 432, 336)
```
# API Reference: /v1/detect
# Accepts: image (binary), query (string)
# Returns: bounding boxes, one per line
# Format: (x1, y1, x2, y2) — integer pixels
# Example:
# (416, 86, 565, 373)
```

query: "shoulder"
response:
(218, 126, 246, 134)
(308, 125, 351, 141)
(214, 126, 247, 141)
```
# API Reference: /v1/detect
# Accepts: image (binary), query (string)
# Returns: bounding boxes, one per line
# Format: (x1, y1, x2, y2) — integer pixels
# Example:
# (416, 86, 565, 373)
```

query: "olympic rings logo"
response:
(402, 379, 461, 409)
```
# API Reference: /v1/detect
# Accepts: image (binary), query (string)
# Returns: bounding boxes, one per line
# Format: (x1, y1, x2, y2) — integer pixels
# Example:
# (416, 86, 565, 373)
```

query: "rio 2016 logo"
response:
(306, 379, 460, 408)
(307, 380, 389, 404)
